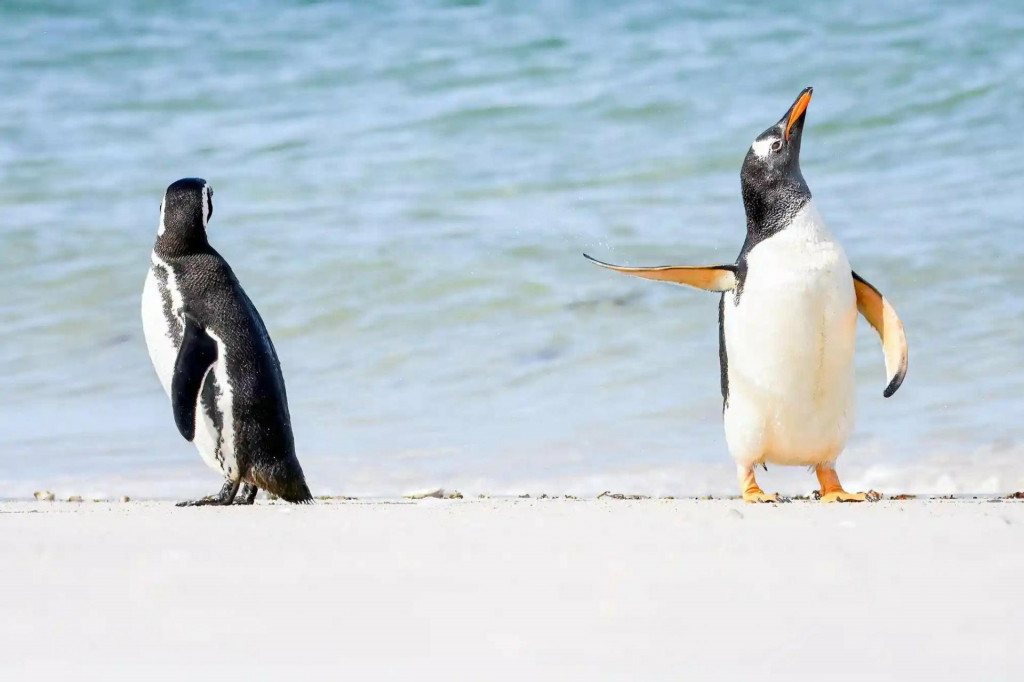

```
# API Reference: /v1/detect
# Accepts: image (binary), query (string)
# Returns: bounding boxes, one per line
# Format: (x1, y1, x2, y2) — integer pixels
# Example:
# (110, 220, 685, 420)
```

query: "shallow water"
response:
(1, 1, 1023, 497)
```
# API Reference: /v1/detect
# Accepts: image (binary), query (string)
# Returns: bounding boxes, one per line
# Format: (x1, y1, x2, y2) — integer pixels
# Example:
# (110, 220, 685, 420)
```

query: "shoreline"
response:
(4, 490, 1024, 505)
(6, 448, 1024, 503)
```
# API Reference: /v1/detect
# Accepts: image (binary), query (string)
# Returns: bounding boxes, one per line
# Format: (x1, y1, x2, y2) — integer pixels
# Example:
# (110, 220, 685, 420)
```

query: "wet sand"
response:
(1, 497, 1021, 680)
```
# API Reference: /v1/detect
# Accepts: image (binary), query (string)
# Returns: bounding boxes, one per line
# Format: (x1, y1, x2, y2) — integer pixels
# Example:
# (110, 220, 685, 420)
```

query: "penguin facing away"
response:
(142, 178, 312, 506)
(585, 88, 908, 503)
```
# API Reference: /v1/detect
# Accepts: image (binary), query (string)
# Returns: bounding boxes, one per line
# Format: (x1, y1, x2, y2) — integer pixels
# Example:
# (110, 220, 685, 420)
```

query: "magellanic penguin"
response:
(142, 178, 312, 506)
(585, 87, 908, 503)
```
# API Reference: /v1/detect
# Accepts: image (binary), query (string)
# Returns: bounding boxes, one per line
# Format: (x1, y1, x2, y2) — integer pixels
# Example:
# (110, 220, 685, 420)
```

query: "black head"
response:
(156, 178, 213, 255)
(739, 87, 813, 237)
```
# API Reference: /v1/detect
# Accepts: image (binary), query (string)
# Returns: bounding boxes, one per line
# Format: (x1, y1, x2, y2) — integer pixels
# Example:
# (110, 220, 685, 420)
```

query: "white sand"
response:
(2, 498, 1022, 680)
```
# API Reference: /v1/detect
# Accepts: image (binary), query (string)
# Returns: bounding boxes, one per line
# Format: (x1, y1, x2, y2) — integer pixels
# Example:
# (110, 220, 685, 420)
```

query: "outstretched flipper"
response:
(583, 254, 737, 292)
(171, 313, 219, 441)
(852, 271, 908, 397)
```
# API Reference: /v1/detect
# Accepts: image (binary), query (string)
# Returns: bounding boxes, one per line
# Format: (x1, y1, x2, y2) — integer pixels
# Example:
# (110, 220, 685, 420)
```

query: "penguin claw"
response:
(812, 468, 880, 503)
(176, 480, 241, 507)
(175, 496, 232, 507)
(816, 489, 882, 503)
(743, 491, 782, 504)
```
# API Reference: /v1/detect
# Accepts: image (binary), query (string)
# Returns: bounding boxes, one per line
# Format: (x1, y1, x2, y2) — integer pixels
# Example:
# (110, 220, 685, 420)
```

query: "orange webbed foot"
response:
(814, 465, 881, 503)
(738, 467, 787, 504)
(814, 489, 881, 503)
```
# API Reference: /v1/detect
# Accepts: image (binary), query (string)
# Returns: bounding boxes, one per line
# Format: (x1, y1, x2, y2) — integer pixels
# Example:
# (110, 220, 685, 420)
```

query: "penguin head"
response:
(739, 88, 813, 233)
(156, 178, 213, 253)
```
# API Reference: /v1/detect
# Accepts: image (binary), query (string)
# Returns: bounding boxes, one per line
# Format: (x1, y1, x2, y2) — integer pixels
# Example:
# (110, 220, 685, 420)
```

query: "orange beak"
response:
(785, 88, 812, 141)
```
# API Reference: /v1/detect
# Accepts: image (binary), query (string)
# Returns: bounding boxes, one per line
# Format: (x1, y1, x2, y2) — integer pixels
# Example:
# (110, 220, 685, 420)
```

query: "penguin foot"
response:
(743, 490, 782, 504)
(737, 467, 783, 503)
(176, 496, 231, 507)
(813, 465, 880, 503)
(232, 483, 259, 505)
(175, 479, 240, 507)
(814, 489, 881, 503)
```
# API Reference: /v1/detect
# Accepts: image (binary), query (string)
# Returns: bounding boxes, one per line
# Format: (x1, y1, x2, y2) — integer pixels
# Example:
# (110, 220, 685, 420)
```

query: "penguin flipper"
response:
(171, 313, 219, 441)
(583, 253, 737, 292)
(852, 271, 908, 398)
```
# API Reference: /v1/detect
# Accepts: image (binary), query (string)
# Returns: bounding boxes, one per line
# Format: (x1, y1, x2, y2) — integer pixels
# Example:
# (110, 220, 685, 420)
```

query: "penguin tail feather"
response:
(250, 459, 314, 504)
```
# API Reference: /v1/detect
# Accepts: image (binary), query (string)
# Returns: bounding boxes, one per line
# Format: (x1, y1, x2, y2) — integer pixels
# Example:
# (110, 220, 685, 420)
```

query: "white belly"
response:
(722, 201, 857, 467)
(142, 254, 236, 478)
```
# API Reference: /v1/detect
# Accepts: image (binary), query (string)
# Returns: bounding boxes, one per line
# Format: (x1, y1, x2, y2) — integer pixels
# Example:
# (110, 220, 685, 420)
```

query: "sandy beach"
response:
(2, 497, 1021, 680)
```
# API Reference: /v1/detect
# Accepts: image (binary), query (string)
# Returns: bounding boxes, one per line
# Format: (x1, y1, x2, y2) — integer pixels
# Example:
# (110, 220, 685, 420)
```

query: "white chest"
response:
(722, 201, 858, 465)
(730, 203, 856, 350)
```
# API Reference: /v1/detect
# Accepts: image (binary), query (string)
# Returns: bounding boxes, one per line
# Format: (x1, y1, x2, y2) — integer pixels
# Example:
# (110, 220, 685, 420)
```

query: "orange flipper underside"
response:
(584, 254, 737, 292)
(853, 272, 908, 397)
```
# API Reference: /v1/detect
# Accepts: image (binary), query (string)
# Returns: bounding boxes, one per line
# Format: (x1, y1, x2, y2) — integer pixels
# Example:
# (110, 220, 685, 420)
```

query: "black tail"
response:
(251, 457, 313, 504)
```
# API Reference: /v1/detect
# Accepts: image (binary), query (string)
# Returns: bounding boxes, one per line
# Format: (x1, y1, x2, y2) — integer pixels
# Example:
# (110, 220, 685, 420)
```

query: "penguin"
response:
(585, 87, 908, 503)
(141, 178, 312, 506)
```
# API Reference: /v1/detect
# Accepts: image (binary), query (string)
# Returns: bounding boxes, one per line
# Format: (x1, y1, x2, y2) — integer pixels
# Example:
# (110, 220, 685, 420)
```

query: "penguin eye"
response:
(770, 140, 783, 153)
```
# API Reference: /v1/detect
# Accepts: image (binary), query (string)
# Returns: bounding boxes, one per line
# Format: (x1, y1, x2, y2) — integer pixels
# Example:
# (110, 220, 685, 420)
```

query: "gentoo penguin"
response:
(142, 178, 312, 506)
(585, 87, 908, 503)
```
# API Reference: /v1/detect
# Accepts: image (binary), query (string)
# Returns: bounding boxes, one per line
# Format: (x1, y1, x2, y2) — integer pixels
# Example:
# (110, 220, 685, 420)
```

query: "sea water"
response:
(1, 1, 1022, 497)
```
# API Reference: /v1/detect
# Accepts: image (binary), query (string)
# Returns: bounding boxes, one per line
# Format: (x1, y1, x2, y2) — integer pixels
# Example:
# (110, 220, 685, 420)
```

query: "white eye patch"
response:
(750, 137, 779, 158)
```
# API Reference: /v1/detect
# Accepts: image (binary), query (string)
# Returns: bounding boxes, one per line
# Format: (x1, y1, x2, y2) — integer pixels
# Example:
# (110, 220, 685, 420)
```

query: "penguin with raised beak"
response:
(586, 88, 907, 502)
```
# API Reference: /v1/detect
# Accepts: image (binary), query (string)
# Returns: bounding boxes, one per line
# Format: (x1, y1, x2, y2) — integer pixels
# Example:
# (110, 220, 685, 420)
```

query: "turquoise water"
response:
(1, 1, 1023, 497)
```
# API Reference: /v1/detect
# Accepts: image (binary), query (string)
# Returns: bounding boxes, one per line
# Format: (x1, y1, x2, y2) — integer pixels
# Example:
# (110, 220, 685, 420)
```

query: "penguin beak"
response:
(783, 87, 813, 141)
